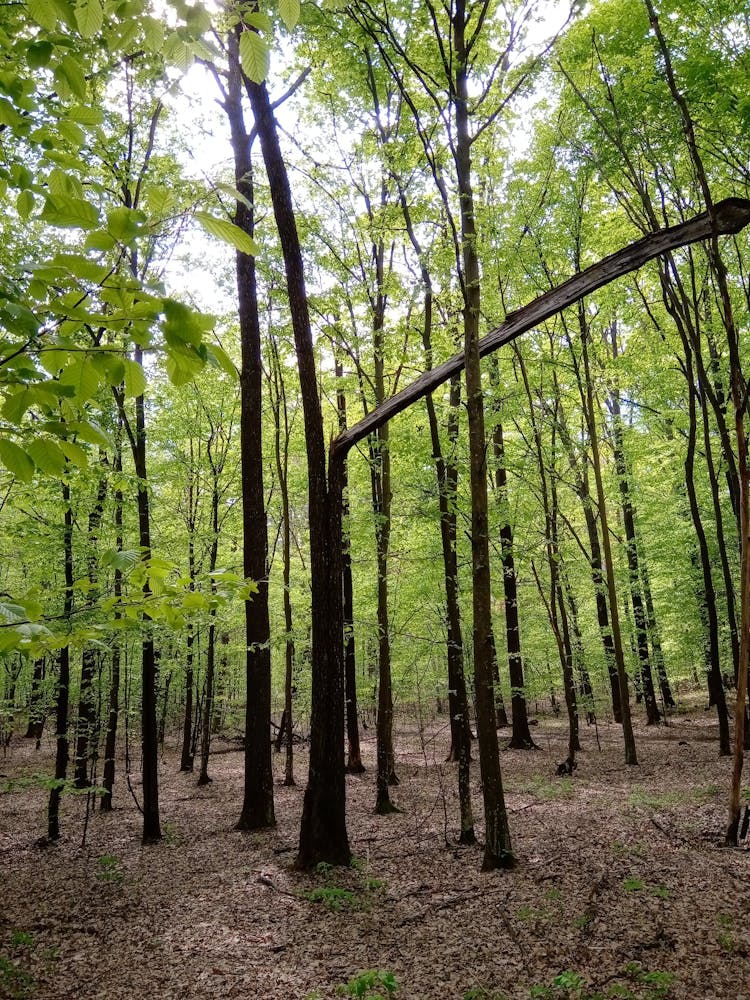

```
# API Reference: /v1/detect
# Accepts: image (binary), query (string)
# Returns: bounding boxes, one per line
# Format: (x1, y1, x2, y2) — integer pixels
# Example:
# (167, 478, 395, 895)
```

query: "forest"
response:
(1, 0, 750, 997)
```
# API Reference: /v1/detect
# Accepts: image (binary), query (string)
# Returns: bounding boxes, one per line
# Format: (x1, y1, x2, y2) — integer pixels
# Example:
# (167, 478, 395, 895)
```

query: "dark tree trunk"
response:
(243, 57, 348, 865)
(74, 458, 108, 788)
(270, 334, 296, 786)
(578, 311, 638, 765)
(223, 29, 275, 829)
(639, 553, 674, 709)
(683, 352, 730, 754)
(335, 358, 364, 775)
(607, 328, 660, 725)
(454, 3, 513, 869)
(489, 378, 535, 750)
(101, 436, 124, 812)
(180, 624, 195, 772)
(198, 619, 217, 786)
(24, 656, 46, 745)
(48, 482, 74, 840)
(133, 360, 161, 845)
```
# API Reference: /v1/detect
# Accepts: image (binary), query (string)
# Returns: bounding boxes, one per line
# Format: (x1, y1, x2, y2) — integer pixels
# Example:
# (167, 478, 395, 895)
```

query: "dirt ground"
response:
(1, 705, 749, 1000)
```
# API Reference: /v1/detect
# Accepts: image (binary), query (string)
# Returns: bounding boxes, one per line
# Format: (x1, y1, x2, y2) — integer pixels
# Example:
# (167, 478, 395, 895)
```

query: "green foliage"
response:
(300, 885, 356, 911)
(0, 930, 36, 999)
(96, 854, 124, 884)
(299, 862, 387, 912)
(336, 969, 398, 999)
(529, 964, 675, 1000)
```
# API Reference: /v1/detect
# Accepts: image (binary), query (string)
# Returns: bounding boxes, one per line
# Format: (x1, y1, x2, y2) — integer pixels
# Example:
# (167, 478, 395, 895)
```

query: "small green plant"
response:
(0, 930, 36, 999)
(301, 886, 356, 911)
(9, 932, 33, 950)
(516, 904, 548, 924)
(0, 956, 34, 1000)
(622, 877, 644, 892)
(649, 885, 669, 900)
(528, 964, 674, 1000)
(715, 913, 735, 952)
(162, 821, 181, 846)
(96, 854, 124, 884)
(526, 775, 574, 800)
(336, 969, 398, 998)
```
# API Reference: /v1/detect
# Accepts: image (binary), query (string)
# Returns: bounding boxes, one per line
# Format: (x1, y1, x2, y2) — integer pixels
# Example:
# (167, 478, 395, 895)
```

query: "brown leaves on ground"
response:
(1, 704, 749, 1000)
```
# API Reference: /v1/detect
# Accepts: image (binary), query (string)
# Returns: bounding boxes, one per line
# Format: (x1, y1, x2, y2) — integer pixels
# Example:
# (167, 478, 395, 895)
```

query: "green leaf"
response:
(59, 358, 100, 401)
(183, 591, 208, 610)
(26, 40, 53, 68)
(55, 54, 88, 101)
(84, 229, 117, 251)
(2, 387, 35, 422)
(39, 349, 69, 376)
(66, 104, 103, 125)
(195, 211, 259, 256)
(41, 194, 99, 229)
(106, 205, 147, 242)
(206, 342, 238, 378)
(57, 438, 88, 467)
(142, 16, 164, 52)
(0, 98, 22, 127)
(74, 0, 103, 38)
(16, 189, 34, 219)
(27, 437, 67, 474)
(27, 0, 59, 31)
(68, 419, 111, 448)
(0, 439, 34, 481)
(123, 357, 146, 398)
(239, 29, 270, 84)
(102, 548, 140, 571)
(278, 0, 300, 31)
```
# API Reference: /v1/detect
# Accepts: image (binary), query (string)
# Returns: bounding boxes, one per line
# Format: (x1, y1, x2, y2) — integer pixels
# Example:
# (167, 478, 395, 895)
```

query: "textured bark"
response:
(74, 460, 108, 788)
(243, 62, 348, 865)
(270, 335, 296, 786)
(24, 657, 45, 744)
(489, 373, 535, 751)
(453, 3, 513, 869)
(607, 350, 660, 727)
(336, 360, 364, 775)
(579, 313, 638, 766)
(101, 437, 123, 812)
(48, 482, 73, 841)
(225, 31, 275, 828)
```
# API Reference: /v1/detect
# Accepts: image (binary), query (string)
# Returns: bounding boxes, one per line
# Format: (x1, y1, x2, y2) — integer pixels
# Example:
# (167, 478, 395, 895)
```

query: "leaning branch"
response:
(331, 197, 750, 460)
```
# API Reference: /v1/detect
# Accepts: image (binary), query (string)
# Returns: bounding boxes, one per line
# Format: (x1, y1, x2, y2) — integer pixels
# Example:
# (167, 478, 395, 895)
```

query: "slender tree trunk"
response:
(48, 482, 74, 840)
(180, 624, 195, 772)
(335, 358, 364, 775)
(198, 620, 217, 785)
(607, 327, 660, 725)
(639, 553, 674, 709)
(489, 367, 536, 750)
(455, 2, 513, 868)
(101, 435, 124, 812)
(517, 355, 579, 756)
(244, 55, 348, 865)
(579, 311, 638, 765)
(224, 29, 275, 828)
(24, 656, 45, 745)
(270, 334, 296, 786)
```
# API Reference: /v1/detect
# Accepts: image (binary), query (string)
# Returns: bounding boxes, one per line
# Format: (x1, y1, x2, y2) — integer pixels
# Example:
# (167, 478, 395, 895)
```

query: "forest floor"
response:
(1, 700, 749, 1000)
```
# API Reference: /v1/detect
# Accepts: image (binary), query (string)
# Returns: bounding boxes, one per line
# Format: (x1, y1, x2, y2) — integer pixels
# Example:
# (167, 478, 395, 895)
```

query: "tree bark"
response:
(224, 28, 275, 828)
(48, 481, 74, 840)
(243, 55, 349, 865)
